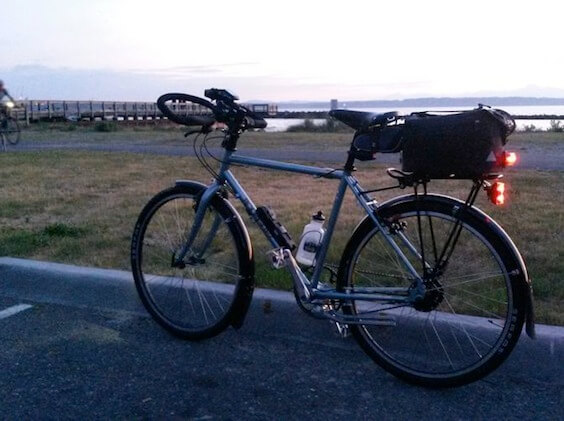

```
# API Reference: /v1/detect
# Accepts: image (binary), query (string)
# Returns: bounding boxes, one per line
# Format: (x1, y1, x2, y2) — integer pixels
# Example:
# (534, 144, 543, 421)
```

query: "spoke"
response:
(427, 272, 505, 292)
(173, 199, 184, 246)
(203, 259, 239, 275)
(430, 313, 455, 370)
(196, 281, 218, 321)
(182, 278, 197, 317)
(443, 270, 504, 282)
(442, 296, 483, 358)
(370, 232, 409, 280)
(195, 282, 210, 325)
(452, 286, 507, 306)
(445, 321, 495, 349)
(212, 290, 226, 313)
(155, 213, 176, 253)
(443, 291, 507, 321)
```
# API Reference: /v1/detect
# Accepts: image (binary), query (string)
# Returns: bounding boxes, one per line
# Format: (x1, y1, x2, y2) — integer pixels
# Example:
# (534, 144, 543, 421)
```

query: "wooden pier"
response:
(9, 100, 214, 124)
(9, 100, 278, 125)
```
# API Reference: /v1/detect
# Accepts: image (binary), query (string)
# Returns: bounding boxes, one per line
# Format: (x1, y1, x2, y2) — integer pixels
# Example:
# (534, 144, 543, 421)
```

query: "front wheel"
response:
(337, 194, 527, 387)
(131, 184, 254, 340)
(2, 117, 21, 145)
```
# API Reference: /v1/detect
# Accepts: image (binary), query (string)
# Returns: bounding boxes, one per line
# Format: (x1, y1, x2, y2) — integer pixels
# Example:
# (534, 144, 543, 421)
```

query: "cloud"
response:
(3, 65, 564, 103)
(1, 64, 298, 101)
(130, 62, 260, 77)
(1, 65, 211, 101)
(0, 64, 324, 101)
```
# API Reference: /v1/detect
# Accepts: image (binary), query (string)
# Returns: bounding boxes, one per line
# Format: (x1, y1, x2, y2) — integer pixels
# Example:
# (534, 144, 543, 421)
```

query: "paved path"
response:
(8, 141, 564, 170)
(0, 259, 562, 419)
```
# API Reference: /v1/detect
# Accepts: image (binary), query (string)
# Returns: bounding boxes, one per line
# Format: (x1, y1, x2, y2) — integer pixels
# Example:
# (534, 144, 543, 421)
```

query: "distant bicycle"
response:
(131, 88, 535, 388)
(0, 101, 21, 148)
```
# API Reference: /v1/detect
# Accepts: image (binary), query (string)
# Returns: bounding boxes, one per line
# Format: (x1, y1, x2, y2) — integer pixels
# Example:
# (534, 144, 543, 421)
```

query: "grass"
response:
(0, 149, 562, 324)
(17, 123, 564, 153)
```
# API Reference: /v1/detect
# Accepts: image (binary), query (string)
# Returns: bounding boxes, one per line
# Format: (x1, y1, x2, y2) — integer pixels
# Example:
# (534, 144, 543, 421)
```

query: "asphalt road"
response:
(8, 141, 564, 171)
(0, 259, 562, 419)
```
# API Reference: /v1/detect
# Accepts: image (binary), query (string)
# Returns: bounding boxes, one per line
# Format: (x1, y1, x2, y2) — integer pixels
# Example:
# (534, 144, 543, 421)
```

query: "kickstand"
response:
(332, 321, 350, 339)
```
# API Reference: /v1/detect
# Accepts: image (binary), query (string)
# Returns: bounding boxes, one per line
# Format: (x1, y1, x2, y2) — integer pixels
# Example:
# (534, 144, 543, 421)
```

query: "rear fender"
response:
(346, 193, 535, 338)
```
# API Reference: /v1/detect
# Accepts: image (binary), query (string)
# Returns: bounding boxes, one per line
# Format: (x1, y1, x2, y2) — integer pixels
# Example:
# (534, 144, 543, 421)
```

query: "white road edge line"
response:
(0, 304, 33, 320)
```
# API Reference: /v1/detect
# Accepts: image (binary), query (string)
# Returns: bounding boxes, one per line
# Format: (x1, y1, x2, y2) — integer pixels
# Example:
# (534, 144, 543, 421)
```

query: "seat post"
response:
(344, 144, 357, 173)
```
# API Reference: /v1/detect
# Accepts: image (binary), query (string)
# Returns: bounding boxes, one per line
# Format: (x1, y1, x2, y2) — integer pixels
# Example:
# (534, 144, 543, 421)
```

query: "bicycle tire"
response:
(337, 194, 527, 387)
(2, 117, 20, 145)
(131, 184, 254, 340)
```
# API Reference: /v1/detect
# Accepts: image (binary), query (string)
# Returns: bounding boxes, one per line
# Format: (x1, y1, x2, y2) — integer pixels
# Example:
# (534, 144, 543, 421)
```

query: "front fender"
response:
(175, 179, 255, 330)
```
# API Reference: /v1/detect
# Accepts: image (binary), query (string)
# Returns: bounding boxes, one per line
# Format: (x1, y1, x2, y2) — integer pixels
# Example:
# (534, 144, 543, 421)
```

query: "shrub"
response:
(94, 121, 118, 132)
(548, 120, 564, 132)
(521, 124, 538, 132)
(286, 118, 352, 133)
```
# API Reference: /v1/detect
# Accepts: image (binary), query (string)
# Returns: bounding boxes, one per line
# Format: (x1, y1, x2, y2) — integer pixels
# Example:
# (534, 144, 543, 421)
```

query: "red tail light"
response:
(503, 151, 517, 167)
(488, 182, 506, 206)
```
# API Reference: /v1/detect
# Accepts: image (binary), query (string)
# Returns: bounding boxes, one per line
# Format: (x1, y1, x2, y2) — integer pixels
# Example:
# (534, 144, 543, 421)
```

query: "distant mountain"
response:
(276, 97, 564, 110)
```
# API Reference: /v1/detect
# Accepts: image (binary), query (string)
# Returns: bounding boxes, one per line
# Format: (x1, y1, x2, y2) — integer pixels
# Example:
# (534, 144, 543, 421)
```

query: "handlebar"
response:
(156, 93, 216, 127)
(244, 115, 267, 129)
(156, 89, 268, 131)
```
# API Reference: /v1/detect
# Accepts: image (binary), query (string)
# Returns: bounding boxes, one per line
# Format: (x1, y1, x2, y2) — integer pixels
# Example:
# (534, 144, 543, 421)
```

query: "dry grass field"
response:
(0, 147, 562, 324)
(21, 121, 564, 150)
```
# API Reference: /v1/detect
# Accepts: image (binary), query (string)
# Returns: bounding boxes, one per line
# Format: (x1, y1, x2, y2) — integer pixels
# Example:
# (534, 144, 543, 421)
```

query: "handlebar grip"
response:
(157, 93, 217, 127)
(245, 116, 268, 129)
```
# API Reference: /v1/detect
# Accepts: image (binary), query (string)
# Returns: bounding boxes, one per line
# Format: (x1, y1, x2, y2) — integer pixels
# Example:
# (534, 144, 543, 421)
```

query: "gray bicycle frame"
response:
(177, 148, 425, 304)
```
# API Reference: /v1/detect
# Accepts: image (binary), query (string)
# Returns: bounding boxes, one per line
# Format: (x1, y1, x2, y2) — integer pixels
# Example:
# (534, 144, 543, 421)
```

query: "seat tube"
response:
(310, 176, 348, 287)
(347, 175, 423, 284)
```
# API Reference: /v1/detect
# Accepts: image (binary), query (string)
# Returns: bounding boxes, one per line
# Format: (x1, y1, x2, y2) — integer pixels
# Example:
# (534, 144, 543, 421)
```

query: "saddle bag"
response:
(400, 108, 515, 179)
(352, 126, 403, 161)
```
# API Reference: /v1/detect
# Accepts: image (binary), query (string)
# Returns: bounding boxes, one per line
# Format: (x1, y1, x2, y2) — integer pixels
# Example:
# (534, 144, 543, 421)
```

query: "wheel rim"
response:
(347, 210, 514, 379)
(3, 119, 20, 144)
(137, 193, 241, 332)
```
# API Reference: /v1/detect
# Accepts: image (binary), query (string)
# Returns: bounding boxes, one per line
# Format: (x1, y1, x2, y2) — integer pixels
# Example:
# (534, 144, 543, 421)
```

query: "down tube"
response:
(311, 176, 348, 287)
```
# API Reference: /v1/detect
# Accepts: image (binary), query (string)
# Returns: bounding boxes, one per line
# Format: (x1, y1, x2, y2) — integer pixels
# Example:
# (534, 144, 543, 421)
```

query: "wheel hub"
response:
(413, 275, 445, 312)
(170, 254, 205, 269)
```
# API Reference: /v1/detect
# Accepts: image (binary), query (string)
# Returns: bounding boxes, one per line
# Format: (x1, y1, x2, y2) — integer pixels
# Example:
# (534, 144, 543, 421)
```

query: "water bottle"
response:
(296, 211, 326, 267)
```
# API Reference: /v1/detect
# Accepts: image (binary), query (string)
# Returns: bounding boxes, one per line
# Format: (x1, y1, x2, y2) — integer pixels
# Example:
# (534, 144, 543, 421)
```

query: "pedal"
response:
(267, 248, 286, 270)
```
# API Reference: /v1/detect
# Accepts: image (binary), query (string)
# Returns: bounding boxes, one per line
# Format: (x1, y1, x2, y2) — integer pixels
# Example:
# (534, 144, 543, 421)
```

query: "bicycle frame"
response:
(177, 148, 426, 304)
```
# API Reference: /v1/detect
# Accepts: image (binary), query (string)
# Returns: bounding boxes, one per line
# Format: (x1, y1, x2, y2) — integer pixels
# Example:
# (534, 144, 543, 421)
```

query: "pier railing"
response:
(8, 100, 214, 124)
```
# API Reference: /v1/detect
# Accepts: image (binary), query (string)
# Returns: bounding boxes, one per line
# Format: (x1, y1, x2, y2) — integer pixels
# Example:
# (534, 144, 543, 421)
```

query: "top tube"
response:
(229, 154, 345, 179)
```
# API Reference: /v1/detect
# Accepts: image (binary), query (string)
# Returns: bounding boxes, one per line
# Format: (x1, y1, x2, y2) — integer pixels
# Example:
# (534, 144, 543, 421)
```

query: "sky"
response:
(1, 0, 564, 102)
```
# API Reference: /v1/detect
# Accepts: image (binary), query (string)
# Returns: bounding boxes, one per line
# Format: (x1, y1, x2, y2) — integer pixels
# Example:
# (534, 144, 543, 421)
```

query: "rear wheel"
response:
(131, 185, 253, 340)
(338, 195, 526, 387)
(2, 117, 20, 145)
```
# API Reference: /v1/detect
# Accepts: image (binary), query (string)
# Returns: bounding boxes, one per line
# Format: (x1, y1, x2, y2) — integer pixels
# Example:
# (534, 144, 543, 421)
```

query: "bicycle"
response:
(0, 101, 21, 149)
(131, 89, 535, 387)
